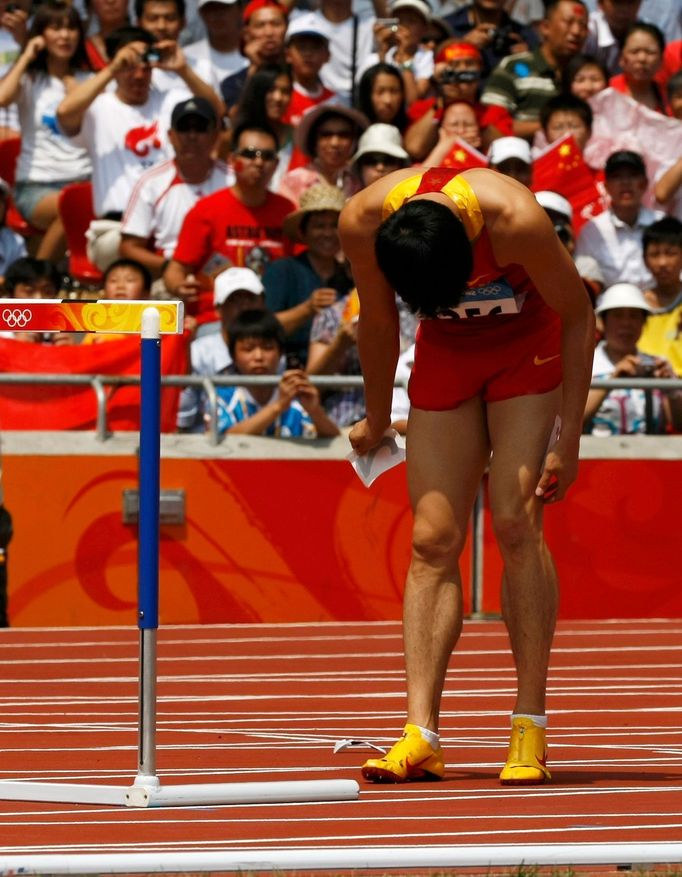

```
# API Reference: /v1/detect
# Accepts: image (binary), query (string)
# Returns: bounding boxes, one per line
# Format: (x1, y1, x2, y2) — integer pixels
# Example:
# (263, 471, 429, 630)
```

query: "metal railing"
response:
(0, 373, 680, 443)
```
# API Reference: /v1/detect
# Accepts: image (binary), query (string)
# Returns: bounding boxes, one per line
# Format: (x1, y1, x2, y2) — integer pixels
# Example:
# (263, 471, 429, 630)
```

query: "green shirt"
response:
(481, 48, 559, 122)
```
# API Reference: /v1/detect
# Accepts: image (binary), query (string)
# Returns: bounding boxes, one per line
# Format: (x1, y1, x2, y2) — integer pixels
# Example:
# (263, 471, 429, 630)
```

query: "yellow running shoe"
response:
(361, 724, 445, 783)
(499, 716, 551, 785)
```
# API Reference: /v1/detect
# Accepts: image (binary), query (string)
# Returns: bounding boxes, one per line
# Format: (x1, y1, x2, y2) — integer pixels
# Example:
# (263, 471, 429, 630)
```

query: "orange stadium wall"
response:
(3, 445, 681, 626)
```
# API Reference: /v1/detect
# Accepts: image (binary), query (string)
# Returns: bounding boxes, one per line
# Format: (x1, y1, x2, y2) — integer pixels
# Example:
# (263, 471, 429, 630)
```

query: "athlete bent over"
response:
(339, 167, 595, 784)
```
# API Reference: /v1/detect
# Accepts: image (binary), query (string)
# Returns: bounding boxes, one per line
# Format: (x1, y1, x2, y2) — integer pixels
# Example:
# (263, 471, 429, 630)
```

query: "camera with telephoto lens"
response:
(438, 68, 479, 84)
(490, 23, 515, 56)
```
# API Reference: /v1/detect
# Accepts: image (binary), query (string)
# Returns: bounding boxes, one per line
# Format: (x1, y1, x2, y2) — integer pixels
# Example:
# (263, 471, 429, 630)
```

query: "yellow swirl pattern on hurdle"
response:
(0, 299, 183, 334)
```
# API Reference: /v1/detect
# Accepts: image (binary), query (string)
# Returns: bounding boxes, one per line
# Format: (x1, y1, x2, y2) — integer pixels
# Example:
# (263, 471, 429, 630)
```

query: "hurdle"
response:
(0, 298, 359, 808)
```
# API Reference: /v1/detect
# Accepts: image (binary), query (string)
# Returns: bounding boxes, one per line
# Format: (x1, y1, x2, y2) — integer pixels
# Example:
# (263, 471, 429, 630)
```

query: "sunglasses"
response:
(235, 146, 278, 162)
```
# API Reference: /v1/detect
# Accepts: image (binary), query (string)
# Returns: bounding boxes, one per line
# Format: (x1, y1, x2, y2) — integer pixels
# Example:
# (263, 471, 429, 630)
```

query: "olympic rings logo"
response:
(2, 308, 32, 328)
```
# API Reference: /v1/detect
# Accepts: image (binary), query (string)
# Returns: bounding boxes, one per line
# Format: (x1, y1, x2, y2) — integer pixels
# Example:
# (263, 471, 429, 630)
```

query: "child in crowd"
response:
(488, 136, 532, 187)
(3, 255, 60, 297)
(282, 13, 335, 128)
(102, 257, 152, 300)
(216, 309, 339, 438)
(538, 93, 593, 155)
(638, 217, 682, 374)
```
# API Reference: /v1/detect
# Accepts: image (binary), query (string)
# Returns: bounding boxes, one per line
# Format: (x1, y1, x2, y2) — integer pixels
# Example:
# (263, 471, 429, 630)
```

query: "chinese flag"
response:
(0, 333, 188, 432)
(440, 137, 489, 172)
(532, 134, 607, 234)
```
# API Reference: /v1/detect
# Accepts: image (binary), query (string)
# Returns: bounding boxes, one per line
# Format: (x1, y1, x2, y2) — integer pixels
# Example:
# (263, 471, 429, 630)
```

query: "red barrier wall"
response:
(5, 453, 680, 626)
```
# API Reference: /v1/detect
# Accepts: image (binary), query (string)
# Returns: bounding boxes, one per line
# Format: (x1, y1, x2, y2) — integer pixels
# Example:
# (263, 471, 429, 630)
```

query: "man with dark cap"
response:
(576, 149, 661, 289)
(121, 97, 232, 280)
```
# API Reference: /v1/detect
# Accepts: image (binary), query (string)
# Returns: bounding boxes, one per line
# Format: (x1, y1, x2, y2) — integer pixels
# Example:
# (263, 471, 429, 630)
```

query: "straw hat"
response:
(283, 183, 346, 241)
(295, 102, 369, 158)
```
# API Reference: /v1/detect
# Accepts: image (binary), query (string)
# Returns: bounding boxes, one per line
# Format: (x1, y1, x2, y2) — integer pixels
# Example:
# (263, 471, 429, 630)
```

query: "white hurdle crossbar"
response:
(0, 299, 359, 808)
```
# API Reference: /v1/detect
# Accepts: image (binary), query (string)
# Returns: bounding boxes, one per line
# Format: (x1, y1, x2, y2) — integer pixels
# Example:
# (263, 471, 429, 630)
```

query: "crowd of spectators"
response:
(1, 0, 682, 438)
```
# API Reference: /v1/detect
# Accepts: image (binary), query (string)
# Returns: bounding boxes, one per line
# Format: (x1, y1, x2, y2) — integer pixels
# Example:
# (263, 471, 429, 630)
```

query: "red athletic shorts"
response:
(408, 306, 562, 411)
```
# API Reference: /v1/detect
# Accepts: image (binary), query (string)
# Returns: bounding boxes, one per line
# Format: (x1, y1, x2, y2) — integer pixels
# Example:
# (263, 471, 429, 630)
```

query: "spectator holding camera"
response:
(481, 0, 588, 140)
(57, 25, 223, 269)
(443, 0, 539, 77)
(585, 282, 682, 435)
(403, 40, 513, 161)
(216, 308, 340, 438)
(370, 0, 434, 104)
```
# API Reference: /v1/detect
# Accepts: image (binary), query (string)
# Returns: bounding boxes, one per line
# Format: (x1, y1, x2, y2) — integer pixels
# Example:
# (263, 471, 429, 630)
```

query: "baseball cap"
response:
(594, 283, 653, 315)
(285, 12, 331, 43)
(170, 97, 217, 129)
(392, 0, 431, 20)
(535, 190, 573, 223)
(213, 267, 264, 306)
(197, 0, 238, 9)
(352, 123, 409, 165)
(488, 136, 531, 166)
(604, 150, 646, 177)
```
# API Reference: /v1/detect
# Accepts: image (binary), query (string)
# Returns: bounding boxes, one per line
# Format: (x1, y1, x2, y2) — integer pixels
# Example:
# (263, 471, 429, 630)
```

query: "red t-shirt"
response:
(609, 73, 669, 114)
(173, 187, 295, 275)
(283, 83, 336, 127)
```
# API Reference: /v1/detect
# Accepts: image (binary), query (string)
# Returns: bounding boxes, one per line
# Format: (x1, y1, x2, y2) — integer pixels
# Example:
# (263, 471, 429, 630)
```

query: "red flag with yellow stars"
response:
(440, 137, 489, 172)
(532, 134, 607, 234)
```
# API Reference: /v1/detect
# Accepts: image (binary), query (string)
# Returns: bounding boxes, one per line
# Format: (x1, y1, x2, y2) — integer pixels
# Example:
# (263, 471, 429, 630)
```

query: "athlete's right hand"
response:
(349, 417, 390, 456)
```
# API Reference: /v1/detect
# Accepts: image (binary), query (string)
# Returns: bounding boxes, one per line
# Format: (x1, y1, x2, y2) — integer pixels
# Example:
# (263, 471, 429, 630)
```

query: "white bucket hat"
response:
(352, 124, 409, 165)
(594, 283, 653, 315)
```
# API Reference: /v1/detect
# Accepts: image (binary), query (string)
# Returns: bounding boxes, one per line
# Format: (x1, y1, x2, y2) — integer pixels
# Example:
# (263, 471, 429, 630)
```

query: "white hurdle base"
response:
(0, 778, 359, 808)
(1, 843, 682, 875)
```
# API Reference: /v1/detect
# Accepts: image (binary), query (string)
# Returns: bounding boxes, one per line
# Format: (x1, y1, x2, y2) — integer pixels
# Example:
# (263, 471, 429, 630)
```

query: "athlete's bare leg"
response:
(403, 399, 491, 732)
(486, 388, 561, 717)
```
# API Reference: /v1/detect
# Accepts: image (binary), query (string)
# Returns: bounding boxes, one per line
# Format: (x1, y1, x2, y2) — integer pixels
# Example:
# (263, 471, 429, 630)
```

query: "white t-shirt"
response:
(151, 55, 221, 100)
(297, 11, 375, 106)
(183, 39, 248, 85)
(16, 72, 92, 183)
(121, 157, 233, 258)
(68, 87, 182, 216)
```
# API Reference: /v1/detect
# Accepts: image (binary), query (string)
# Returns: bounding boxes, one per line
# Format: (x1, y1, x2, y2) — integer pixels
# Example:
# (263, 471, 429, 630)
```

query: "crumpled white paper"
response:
(333, 739, 387, 754)
(347, 429, 406, 488)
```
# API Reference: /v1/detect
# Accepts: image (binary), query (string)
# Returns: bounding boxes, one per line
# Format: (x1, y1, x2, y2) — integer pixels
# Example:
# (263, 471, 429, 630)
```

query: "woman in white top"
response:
(0, 0, 92, 260)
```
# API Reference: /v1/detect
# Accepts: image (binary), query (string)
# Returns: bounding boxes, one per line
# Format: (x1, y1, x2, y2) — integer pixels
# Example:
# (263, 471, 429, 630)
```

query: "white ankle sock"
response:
(512, 713, 547, 728)
(414, 725, 440, 749)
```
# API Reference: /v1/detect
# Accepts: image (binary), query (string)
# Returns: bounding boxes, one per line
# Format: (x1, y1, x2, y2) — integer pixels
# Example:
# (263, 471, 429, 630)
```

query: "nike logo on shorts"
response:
(533, 354, 560, 366)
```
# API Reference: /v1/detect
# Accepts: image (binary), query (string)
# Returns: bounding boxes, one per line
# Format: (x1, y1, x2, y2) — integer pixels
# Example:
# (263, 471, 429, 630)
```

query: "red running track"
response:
(0, 619, 681, 866)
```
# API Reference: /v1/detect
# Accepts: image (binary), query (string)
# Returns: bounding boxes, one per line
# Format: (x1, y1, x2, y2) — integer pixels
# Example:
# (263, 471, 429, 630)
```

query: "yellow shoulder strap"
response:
(382, 171, 484, 241)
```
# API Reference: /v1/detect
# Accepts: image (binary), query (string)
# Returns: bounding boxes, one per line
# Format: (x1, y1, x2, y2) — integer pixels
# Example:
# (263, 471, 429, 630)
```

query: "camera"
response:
(376, 17, 399, 31)
(143, 47, 162, 63)
(438, 68, 479, 85)
(490, 23, 515, 57)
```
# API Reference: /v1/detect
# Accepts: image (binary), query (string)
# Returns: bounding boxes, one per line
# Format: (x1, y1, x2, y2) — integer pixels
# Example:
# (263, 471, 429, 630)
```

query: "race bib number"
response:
(436, 278, 521, 320)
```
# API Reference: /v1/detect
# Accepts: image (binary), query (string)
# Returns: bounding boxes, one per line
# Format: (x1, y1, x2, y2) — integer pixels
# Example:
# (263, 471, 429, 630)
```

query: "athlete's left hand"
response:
(349, 417, 390, 456)
(535, 441, 578, 504)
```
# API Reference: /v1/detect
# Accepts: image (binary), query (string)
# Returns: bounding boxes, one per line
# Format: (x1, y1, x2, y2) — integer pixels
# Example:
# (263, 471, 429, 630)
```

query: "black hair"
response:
(231, 121, 279, 152)
(26, 1, 90, 74)
(561, 52, 608, 95)
(623, 20, 665, 53)
(105, 25, 154, 60)
(544, 0, 586, 18)
(134, 0, 185, 21)
(103, 258, 152, 292)
(356, 63, 409, 132)
(667, 70, 682, 100)
(227, 309, 286, 358)
(3, 257, 61, 294)
(305, 109, 362, 158)
(539, 92, 593, 133)
(375, 201, 473, 318)
(234, 63, 292, 132)
(642, 216, 682, 253)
